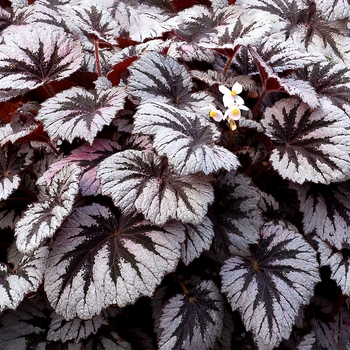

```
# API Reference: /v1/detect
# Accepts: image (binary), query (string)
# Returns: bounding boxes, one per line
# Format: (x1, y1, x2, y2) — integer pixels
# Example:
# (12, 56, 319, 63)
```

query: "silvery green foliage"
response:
(0, 24, 83, 92)
(310, 297, 350, 349)
(97, 149, 214, 225)
(133, 101, 239, 176)
(155, 280, 224, 350)
(128, 51, 215, 110)
(0, 0, 349, 348)
(40, 138, 120, 196)
(208, 172, 263, 261)
(47, 312, 107, 343)
(15, 163, 81, 254)
(315, 237, 350, 296)
(44, 203, 185, 320)
(180, 217, 214, 265)
(220, 221, 320, 350)
(36, 78, 126, 145)
(0, 145, 25, 200)
(0, 245, 48, 312)
(261, 97, 350, 184)
(292, 182, 350, 248)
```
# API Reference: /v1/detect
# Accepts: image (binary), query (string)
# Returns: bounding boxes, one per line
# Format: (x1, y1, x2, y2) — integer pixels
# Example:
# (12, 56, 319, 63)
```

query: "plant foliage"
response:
(0, 0, 349, 349)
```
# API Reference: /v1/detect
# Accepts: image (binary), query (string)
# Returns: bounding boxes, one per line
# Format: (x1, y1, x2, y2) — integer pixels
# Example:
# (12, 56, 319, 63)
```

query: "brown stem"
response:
(43, 82, 55, 98)
(94, 38, 102, 77)
(222, 55, 234, 75)
(171, 273, 189, 295)
(47, 139, 60, 156)
(228, 126, 233, 151)
(252, 89, 267, 119)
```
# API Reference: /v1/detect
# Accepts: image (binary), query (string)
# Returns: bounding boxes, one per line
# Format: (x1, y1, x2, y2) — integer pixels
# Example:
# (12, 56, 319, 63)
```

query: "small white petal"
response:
(232, 82, 243, 94)
(218, 85, 231, 95)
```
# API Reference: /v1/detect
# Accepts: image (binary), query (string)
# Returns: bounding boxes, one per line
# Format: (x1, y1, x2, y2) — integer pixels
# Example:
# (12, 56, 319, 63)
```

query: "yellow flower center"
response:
(231, 90, 237, 96)
(209, 110, 217, 117)
(232, 108, 239, 116)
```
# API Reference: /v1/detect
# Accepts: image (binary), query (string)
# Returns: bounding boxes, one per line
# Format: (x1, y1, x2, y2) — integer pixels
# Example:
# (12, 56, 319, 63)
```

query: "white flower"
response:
(219, 82, 245, 107)
(201, 104, 224, 122)
(224, 103, 249, 120)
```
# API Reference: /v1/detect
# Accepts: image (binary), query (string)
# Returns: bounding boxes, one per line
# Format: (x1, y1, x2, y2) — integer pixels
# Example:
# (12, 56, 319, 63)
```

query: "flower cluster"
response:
(204, 82, 248, 130)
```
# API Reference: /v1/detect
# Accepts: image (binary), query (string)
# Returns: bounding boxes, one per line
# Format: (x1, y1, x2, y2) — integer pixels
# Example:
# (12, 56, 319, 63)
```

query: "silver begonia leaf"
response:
(15, 163, 81, 254)
(220, 221, 320, 350)
(0, 246, 49, 313)
(157, 280, 224, 350)
(40, 139, 120, 196)
(0, 24, 83, 91)
(133, 101, 239, 176)
(44, 204, 185, 320)
(292, 182, 350, 249)
(97, 149, 214, 226)
(128, 51, 193, 105)
(209, 172, 263, 262)
(261, 97, 350, 184)
(315, 237, 350, 296)
(36, 85, 126, 145)
(47, 312, 107, 343)
(180, 216, 215, 265)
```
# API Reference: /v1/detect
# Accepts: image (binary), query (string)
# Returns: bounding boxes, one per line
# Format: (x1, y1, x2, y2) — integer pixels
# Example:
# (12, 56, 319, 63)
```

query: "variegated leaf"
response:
(0, 145, 26, 201)
(127, 51, 194, 105)
(261, 97, 350, 184)
(0, 102, 40, 146)
(253, 36, 325, 74)
(167, 40, 216, 63)
(248, 45, 319, 108)
(84, 331, 132, 350)
(156, 280, 224, 350)
(220, 221, 320, 350)
(97, 150, 214, 226)
(311, 296, 350, 349)
(0, 245, 48, 313)
(64, 4, 121, 46)
(40, 139, 120, 196)
(0, 200, 25, 230)
(316, 236, 350, 295)
(296, 61, 350, 113)
(15, 163, 80, 254)
(36, 84, 126, 145)
(181, 216, 214, 265)
(198, 9, 272, 52)
(44, 204, 185, 320)
(0, 295, 52, 349)
(113, 2, 180, 42)
(47, 312, 107, 343)
(291, 182, 350, 249)
(176, 5, 242, 44)
(208, 172, 263, 261)
(0, 24, 83, 91)
(214, 306, 235, 350)
(133, 101, 239, 176)
(190, 69, 256, 92)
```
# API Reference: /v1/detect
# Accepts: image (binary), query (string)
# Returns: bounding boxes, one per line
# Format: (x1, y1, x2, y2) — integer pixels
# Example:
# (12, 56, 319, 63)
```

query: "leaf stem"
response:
(94, 38, 102, 77)
(172, 273, 189, 295)
(252, 89, 267, 119)
(222, 56, 233, 75)
(43, 82, 55, 98)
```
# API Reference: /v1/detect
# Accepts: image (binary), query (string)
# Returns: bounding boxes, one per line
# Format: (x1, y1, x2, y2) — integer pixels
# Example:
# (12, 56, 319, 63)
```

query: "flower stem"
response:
(94, 38, 102, 77)
(228, 126, 233, 151)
